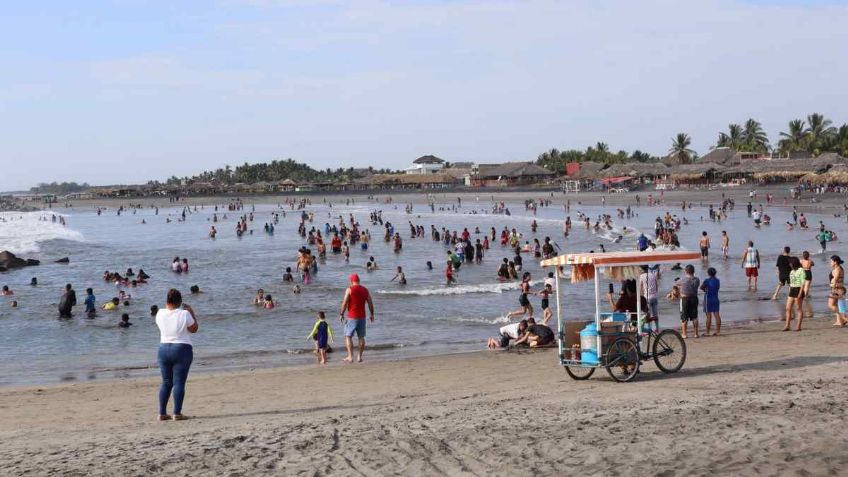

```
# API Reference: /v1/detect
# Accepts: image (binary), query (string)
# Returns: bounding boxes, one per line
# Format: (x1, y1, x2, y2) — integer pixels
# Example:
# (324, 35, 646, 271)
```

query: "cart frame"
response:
(541, 250, 701, 380)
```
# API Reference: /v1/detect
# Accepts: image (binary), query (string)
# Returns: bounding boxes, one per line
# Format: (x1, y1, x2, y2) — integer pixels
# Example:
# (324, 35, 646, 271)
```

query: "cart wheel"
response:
(605, 338, 640, 382)
(652, 329, 687, 373)
(564, 366, 595, 380)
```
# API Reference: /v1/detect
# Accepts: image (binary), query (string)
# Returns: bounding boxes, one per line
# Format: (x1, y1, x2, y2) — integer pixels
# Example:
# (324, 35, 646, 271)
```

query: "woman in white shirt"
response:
(155, 288, 198, 421)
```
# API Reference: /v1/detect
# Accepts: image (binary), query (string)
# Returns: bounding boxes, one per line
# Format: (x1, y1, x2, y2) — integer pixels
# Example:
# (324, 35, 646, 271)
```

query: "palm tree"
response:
(716, 123, 744, 149)
(778, 119, 807, 154)
(742, 118, 769, 152)
(806, 113, 836, 154)
(595, 142, 609, 153)
(669, 133, 695, 164)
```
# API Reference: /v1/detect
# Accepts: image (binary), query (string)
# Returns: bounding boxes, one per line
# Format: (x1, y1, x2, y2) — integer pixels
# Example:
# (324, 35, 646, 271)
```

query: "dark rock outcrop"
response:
(55, 257, 70, 263)
(0, 251, 40, 271)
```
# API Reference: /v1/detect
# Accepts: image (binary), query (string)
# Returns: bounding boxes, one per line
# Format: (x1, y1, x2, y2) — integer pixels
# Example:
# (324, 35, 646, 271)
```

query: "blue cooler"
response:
(579, 323, 599, 364)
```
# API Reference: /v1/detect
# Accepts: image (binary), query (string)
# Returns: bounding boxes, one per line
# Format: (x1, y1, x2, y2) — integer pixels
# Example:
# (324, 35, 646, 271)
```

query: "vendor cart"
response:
(541, 250, 701, 382)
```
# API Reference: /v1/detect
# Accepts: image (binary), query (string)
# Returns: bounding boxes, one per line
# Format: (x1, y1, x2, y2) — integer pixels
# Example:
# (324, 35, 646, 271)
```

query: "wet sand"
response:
(1, 318, 847, 476)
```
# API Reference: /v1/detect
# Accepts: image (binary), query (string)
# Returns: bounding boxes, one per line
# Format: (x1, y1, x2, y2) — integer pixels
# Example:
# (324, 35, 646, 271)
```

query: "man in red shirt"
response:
(339, 274, 375, 363)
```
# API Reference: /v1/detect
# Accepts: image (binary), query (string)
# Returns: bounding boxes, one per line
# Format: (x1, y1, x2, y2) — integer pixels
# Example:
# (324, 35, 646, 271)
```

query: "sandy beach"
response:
(1, 318, 846, 476)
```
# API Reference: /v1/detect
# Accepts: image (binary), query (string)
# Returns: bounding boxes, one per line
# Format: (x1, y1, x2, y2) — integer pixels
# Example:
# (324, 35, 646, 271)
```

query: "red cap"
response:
(349, 273, 360, 283)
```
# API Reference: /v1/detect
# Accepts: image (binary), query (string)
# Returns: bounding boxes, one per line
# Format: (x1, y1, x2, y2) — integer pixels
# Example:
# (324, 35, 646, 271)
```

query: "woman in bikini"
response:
(828, 255, 847, 327)
(506, 272, 533, 320)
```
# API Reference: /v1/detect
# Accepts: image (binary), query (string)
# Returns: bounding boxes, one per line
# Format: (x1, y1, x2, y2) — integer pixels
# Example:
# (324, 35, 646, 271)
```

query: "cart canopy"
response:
(540, 250, 701, 268)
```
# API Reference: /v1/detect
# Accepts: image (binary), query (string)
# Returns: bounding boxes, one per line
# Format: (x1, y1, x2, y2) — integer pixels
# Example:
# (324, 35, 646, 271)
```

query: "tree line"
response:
(538, 112, 847, 171)
(29, 182, 90, 195)
(147, 159, 398, 187)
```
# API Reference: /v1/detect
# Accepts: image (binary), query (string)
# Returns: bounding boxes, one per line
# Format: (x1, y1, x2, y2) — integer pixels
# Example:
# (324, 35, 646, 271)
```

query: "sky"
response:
(1, 0, 847, 191)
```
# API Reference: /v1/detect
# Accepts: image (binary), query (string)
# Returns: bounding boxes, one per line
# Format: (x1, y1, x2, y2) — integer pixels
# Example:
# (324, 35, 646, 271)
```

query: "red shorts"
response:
(745, 267, 758, 278)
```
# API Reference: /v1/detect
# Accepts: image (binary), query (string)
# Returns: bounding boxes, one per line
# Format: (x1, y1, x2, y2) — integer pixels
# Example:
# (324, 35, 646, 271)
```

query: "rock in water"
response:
(0, 251, 41, 270)
(55, 257, 70, 264)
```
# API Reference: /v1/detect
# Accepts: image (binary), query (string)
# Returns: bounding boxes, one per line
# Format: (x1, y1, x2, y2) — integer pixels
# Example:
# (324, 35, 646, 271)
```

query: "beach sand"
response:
(2, 319, 847, 476)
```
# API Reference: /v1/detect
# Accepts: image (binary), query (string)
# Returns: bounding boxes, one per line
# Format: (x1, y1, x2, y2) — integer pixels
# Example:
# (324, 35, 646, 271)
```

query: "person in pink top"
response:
(339, 274, 375, 363)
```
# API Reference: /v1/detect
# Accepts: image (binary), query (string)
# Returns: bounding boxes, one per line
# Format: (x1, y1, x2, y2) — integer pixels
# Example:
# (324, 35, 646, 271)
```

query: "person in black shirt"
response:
(772, 247, 793, 300)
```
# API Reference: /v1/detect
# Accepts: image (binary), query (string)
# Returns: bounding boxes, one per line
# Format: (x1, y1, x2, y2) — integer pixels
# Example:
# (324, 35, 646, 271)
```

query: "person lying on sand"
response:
(512, 320, 555, 348)
(487, 320, 528, 349)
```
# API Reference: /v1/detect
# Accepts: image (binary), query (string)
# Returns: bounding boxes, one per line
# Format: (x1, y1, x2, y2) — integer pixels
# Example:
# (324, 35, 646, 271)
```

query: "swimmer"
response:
(390, 266, 407, 285)
(118, 313, 132, 328)
(263, 294, 276, 309)
(283, 267, 294, 282)
(293, 285, 302, 294)
(10, 300, 17, 308)
(189, 285, 201, 294)
(150, 305, 159, 317)
(102, 297, 120, 311)
(1, 285, 13, 296)
(30, 277, 37, 286)
(253, 289, 266, 306)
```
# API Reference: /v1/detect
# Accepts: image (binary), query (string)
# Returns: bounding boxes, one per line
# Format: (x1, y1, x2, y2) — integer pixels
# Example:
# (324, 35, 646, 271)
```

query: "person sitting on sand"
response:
(487, 320, 528, 349)
(102, 297, 120, 311)
(119, 313, 132, 328)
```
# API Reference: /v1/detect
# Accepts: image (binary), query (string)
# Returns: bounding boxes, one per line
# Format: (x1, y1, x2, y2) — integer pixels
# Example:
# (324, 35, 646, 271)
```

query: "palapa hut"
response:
(669, 163, 719, 185)
(802, 164, 848, 185)
(724, 155, 848, 184)
(601, 163, 670, 182)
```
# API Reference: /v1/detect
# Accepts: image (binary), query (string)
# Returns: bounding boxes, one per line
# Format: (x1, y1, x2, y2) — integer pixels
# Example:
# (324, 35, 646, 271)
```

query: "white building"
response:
(405, 155, 445, 174)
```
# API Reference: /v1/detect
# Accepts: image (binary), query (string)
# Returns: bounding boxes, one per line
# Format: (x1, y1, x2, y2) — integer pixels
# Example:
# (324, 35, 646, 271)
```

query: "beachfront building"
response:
(370, 173, 459, 190)
(471, 162, 555, 187)
(405, 155, 445, 175)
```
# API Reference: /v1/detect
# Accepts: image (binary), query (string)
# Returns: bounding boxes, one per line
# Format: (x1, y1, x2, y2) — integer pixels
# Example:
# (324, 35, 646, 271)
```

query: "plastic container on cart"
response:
(579, 323, 599, 364)
(581, 349, 598, 364)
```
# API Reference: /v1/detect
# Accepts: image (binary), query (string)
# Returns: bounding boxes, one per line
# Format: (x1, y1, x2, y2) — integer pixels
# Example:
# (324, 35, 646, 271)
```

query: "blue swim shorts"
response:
(344, 318, 367, 338)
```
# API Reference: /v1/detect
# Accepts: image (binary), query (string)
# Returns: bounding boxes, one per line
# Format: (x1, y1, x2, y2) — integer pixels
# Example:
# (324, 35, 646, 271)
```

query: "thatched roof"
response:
(476, 162, 554, 178)
(669, 163, 718, 180)
(278, 178, 298, 186)
(569, 162, 606, 179)
(371, 173, 458, 185)
(699, 147, 740, 166)
(602, 162, 670, 178)
(722, 155, 848, 179)
(804, 164, 848, 185)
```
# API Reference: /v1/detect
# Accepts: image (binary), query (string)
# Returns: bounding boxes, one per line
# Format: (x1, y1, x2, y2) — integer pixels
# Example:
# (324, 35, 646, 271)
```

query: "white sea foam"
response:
(0, 212, 85, 255)
(434, 315, 512, 325)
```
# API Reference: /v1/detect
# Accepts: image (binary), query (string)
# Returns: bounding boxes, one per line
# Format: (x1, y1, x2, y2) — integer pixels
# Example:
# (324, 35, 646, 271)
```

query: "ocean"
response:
(0, 195, 844, 386)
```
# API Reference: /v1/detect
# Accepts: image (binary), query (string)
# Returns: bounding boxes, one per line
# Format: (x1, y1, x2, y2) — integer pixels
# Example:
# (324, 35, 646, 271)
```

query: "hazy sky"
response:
(1, 0, 847, 191)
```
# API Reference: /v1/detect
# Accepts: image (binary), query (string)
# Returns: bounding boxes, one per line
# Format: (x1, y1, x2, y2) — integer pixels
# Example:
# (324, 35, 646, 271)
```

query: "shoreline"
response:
(10, 184, 847, 217)
(0, 313, 791, 389)
(1, 318, 847, 475)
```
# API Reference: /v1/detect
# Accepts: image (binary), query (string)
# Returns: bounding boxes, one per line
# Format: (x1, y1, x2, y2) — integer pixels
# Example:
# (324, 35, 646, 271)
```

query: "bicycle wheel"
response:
(564, 365, 595, 380)
(652, 329, 687, 373)
(605, 338, 640, 382)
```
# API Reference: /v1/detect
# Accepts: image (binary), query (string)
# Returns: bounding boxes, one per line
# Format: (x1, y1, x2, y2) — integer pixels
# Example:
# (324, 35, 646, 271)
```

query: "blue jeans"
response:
(158, 343, 193, 416)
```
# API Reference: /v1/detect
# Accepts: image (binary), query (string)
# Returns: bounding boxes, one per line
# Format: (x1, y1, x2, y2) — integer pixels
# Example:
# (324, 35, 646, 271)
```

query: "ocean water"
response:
(0, 196, 844, 386)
